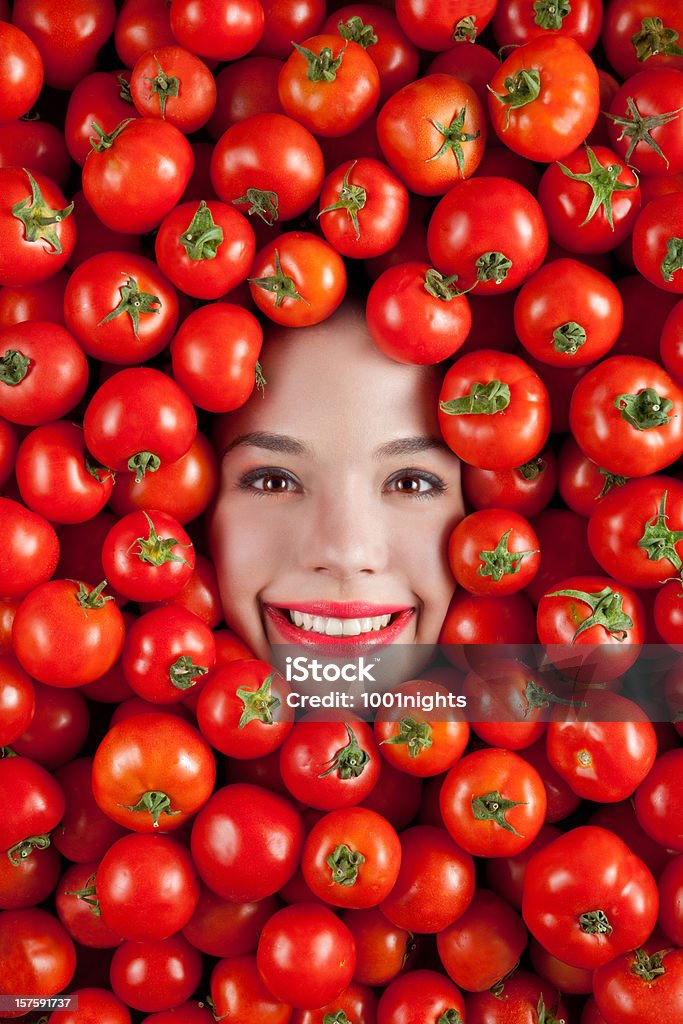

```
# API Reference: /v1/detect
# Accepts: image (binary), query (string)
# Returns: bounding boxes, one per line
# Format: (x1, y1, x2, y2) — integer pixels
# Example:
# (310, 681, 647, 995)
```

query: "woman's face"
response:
(209, 305, 464, 665)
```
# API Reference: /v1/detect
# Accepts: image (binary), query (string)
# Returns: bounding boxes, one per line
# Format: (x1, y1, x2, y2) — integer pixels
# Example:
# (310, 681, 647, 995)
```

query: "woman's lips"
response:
(263, 603, 415, 647)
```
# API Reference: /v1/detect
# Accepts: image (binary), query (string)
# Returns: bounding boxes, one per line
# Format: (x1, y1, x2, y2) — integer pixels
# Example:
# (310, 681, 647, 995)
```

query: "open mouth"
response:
(285, 608, 399, 637)
(263, 603, 415, 646)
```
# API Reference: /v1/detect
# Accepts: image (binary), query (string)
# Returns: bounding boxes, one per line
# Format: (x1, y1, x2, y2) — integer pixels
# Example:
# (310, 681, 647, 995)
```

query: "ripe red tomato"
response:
(0, 496, 59, 599)
(461, 446, 558, 518)
(248, 231, 347, 326)
(278, 34, 380, 137)
(632, 192, 683, 292)
(448, 508, 540, 596)
(374, 679, 469, 777)
(0, 908, 76, 1007)
(0, 320, 88, 426)
(210, 954, 292, 1024)
(257, 902, 356, 1009)
(12, 579, 125, 688)
(109, 933, 203, 1013)
(92, 711, 216, 831)
(318, 158, 409, 258)
(606, 68, 683, 177)
(0, 22, 43, 121)
(0, 654, 35, 747)
(635, 748, 683, 850)
(82, 117, 194, 234)
(12, 0, 116, 90)
(64, 69, 136, 167)
(593, 941, 683, 1024)
(487, 36, 600, 162)
(378, 969, 466, 1024)
(493, 0, 603, 50)
(169, 0, 265, 60)
(130, 45, 217, 133)
(280, 719, 380, 810)
(437, 888, 528, 992)
(122, 606, 216, 704)
(196, 659, 293, 757)
(438, 350, 551, 470)
(0, 755, 65, 866)
(395, 0, 497, 50)
(102, 509, 196, 603)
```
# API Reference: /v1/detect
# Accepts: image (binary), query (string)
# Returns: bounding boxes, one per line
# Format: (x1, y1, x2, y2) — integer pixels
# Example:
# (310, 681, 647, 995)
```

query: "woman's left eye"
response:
(385, 471, 445, 498)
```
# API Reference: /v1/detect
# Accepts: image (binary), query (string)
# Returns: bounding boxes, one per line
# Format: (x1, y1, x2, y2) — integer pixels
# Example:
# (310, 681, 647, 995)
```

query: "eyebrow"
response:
(223, 431, 449, 459)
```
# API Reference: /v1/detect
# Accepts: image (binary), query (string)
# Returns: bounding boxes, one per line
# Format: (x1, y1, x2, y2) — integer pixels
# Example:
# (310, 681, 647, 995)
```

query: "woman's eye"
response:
(386, 472, 445, 497)
(240, 469, 301, 494)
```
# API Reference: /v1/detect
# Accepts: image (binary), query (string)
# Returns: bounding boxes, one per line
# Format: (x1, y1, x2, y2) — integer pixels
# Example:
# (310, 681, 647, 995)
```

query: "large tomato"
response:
(318, 157, 409, 258)
(0, 321, 88, 426)
(248, 231, 347, 326)
(129, 44, 217, 133)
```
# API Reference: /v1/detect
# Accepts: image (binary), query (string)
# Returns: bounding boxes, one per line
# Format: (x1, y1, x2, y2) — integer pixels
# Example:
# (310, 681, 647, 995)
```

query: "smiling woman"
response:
(209, 300, 464, 675)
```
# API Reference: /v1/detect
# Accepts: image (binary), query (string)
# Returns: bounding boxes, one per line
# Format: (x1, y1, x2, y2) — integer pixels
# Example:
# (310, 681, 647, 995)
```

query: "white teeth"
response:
(286, 610, 396, 635)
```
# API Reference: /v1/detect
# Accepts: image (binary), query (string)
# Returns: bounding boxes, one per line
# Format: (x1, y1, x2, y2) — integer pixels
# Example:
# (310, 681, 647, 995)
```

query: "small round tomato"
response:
(169, 0, 265, 61)
(318, 158, 409, 258)
(130, 44, 217, 133)
(487, 35, 600, 162)
(278, 34, 380, 137)
(196, 659, 293, 757)
(440, 747, 547, 857)
(514, 259, 623, 367)
(437, 888, 528, 992)
(448, 508, 540, 596)
(606, 68, 683, 177)
(122, 606, 216, 704)
(280, 718, 380, 810)
(632, 192, 683, 293)
(64, 69, 136, 168)
(210, 954, 292, 1024)
(0, 167, 76, 288)
(0, 908, 76, 1006)
(395, 0, 497, 50)
(462, 658, 558, 751)
(374, 679, 469, 776)
(12, 579, 125, 688)
(248, 231, 346, 326)
(0, 496, 59, 599)
(102, 510, 195, 603)
(461, 447, 558, 518)
(0, 321, 88, 427)
(302, 806, 401, 909)
(257, 903, 356, 1009)
(0, 756, 65, 866)
(493, 0, 603, 50)
(0, 654, 35, 746)
(92, 712, 216, 832)
(594, 942, 683, 1024)
(438, 350, 551, 470)
(110, 933, 203, 1013)
(635, 748, 683, 850)
(0, 22, 43, 121)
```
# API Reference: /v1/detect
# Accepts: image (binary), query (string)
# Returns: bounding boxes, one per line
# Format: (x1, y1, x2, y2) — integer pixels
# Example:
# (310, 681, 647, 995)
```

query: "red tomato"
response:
(122, 606, 216, 704)
(12, 0, 116, 90)
(82, 117, 194, 234)
(438, 350, 551, 470)
(340, 906, 417, 987)
(109, 933, 203, 1013)
(377, 969, 466, 1024)
(632, 192, 683, 293)
(374, 679, 469, 777)
(461, 446, 558, 518)
(493, 0, 603, 50)
(395, 0, 497, 49)
(462, 658, 559, 751)
(248, 231, 347, 326)
(169, 0, 265, 61)
(11, 681, 89, 770)
(92, 712, 216, 832)
(0, 496, 59, 599)
(635, 748, 683, 850)
(488, 36, 600, 162)
(207, 57, 283, 138)
(523, 826, 659, 969)
(101, 509, 195, 603)
(210, 954, 292, 1024)
(0, 22, 43, 120)
(557, 435, 629, 519)
(594, 941, 683, 1024)
(0, 321, 88, 426)
(257, 0, 325, 60)
(63, 251, 179, 364)
(464, 969, 570, 1024)
(0, 654, 35, 747)
(318, 158, 409, 258)
(280, 719, 380, 810)
(448, 508, 540, 596)
(376, 73, 485, 196)
(64, 69, 136, 167)
(257, 902, 356, 1009)
(278, 34, 380, 137)
(427, 177, 548, 295)
(437, 888, 528, 992)
(51, 756, 127, 864)
(130, 45, 217, 133)
(0, 908, 76, 1007)
(183, 888, 279, 959)
(606, 68, 683, 177)
(0, 755, 65, 865)
(196, 659, 293, 757)
(602, 0, 683, 79)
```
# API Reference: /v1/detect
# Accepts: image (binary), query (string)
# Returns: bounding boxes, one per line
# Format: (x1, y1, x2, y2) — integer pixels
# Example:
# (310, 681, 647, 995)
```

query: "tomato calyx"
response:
(440, 379, 511, 416)
(517, 456, 545, 480)
(233, 188, 279, 225)
(578, 908, 613, 935)
(630, 947, 670, 982)
(11, 169, 74, 255)
(437, 1011, 463, 1024)
(326, 842, 366, 886)
(249, 249, 307, 307)
(64, 872, 101, 916)
(536, 993, 565, 1024)
(478, 528, 539, 581)
(631, 17, 683, 62)
(318, 723, 370, 779)
(236, 671, 281, 727)
(614, 387, 673, 430)
(471, 789, 526, 836)
(170, 655, 209, 690)
(144, 56, 180, 118)
(380, 716, 433, 757)
(89, 117, 136, 153)
(547, 585, 634, 641)
(85, 456, 115, 484)
(662, 236, 683, 283)
(605, 98, 683, 169)
(0, 349, 30, 386)
(117, 73, 133, 104)
(637, 490, 683, 576)
(557, 145, 638, 230)
(323, 1012, 350, 1024)
(423, 268, 473, 300)
(120, 789, 181, 828)
(552, 321, 586, 355)
(128, 450, 161, 482)
(127, 511, 192, 566)
(337, 15, 377, 48)
(425, 106, 481, 178)
(597, 467, 629, 497)
(488, 69, 542, 129)
(292, 41, 346, 83)
(453, 15, 477, 42)
(98, 273, 162, 339)
(475, 251, 513, 284)
(533, 0, 571, 31)
(523, 678, 587, 711)
(179, 200, 224, 261)
(7, 833, 52, 866)
(319, 161, 367, 240)
(76, 580, 114, 613)
(256, 361, 267, 393)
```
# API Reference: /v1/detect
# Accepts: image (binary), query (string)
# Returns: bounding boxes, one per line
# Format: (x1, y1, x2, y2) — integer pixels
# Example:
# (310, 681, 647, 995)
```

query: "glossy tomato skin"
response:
(601, 0, 683, 80)
(0, 321, 88, 426)
(379, 825, 475, 933)
(428, 177, 548, 294)
(395, 0, 497, 50)
(64, 69, 136, 167)
(462, 658, 551, 751)
(448, 508, 540, 596)
(437, 888, 528, 992)
(130, 44, 217, 133)
(0, 654, 35, 746)
(257, 902, 356, 1009)
(632, 193, 683, 293)
(63, 251, 179, 364)
(538, 145, 641, 254)
(322, 4, 418, 104)
(607, 68, 683, 177)
(280, 719, 380, 810)
(10, 680, 89, 769)
(15, 421, 114, 524)
(0, 755, 65, 862)
(278, 34, 380, 137)
(464, 968, 570, 1024)
(196, 659, 293, 757)
(0, 908, 76, 1006)
(374, 680, 469, 777)
(51, 756, 127, 863)
(635, 748, 683, 850)
(488, 36, 600, 162)
(12, 579, 125, 688)
(593, 941, 683, 1024)
(0, 496, 59, 599)
(83, 117, 194, 234)
(122, 606, 216, 704)
(318, 158, 409, 258)
(377, 969, 466, 1024)
(0, 22, 43, 121)
(522, 826, 659, 969)
(249, 231, 347, 327)
(493, 0, 603, 50)
(92, 712, 216, 832)
(12, 0, 116, 90)
(210, 954, 292, 1024)
(102, 510, 195, 603)
(191, 783, 304, 902)
(169, 0, 265, 61)
(84, 367, 197, 476)
(340, 907, 417, 987)
(461, 446, 557, 518)
(438, 350, 551, 470)
(110, 933, 203, 1013)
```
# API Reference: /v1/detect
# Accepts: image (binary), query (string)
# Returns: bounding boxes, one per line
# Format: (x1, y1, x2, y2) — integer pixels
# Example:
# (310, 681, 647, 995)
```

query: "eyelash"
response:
(238, 467, 447, 500)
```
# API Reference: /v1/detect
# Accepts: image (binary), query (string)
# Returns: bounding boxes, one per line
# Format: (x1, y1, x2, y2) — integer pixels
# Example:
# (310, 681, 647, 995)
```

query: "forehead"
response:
(215, 306, 442, 453)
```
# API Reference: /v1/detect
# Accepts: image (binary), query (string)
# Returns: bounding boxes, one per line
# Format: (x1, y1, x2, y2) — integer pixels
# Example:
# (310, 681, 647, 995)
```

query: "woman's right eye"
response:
(239, 468, 301, 495)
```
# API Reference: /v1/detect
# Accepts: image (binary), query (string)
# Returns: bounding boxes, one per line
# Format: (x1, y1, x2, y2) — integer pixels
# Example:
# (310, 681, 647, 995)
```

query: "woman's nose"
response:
(304, 491, 390, 579)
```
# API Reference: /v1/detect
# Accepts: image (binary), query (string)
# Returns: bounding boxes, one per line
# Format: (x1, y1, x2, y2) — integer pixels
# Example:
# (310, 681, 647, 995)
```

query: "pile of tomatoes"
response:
(2, 0, 683, 1021)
